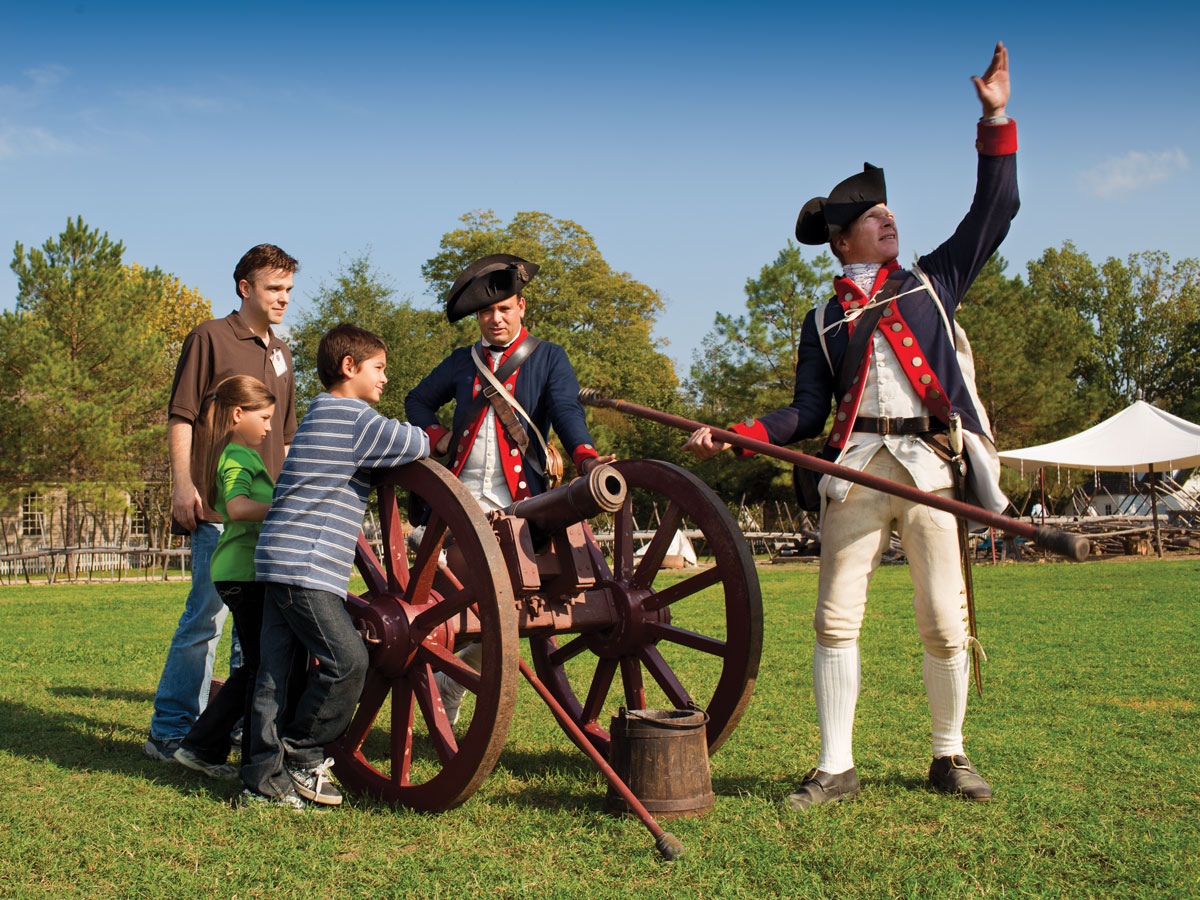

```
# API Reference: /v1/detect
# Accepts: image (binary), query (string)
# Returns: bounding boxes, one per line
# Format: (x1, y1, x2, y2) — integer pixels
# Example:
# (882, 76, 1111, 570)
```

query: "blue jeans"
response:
(149, 522, 240, 742)
(243, 582, 368, 796)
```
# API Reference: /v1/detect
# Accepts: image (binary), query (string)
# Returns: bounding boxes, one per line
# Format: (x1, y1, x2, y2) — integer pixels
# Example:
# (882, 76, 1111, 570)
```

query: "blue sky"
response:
(3, 1, 1196, 374)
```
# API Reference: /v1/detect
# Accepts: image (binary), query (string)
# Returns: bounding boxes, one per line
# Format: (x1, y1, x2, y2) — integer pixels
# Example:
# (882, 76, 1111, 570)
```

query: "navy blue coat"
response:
(751, 124, 1019, 457)
(404, 330, 598, 498)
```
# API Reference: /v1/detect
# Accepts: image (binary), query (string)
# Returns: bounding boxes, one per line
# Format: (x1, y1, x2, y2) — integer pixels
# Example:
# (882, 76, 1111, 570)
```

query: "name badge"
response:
(271, 347, 288, 377)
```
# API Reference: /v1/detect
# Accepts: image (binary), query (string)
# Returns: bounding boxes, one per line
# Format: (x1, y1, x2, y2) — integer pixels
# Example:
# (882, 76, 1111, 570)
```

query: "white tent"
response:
(998, 400, 1200, 557)
(998, 400, 1200, 474)
(634, 529, 698, 567)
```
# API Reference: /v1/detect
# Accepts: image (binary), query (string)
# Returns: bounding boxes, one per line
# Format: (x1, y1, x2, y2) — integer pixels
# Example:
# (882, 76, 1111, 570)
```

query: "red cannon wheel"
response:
(327, 459, 518, 811)
(529, 459, 762, 757)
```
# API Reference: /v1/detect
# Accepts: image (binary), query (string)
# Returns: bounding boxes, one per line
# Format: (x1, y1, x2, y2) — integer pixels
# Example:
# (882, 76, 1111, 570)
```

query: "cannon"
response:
(326, 458, 763, 856)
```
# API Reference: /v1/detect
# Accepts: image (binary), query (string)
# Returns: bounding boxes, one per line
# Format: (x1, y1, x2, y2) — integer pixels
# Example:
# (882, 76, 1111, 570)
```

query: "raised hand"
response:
(972, 41, 1009, 118)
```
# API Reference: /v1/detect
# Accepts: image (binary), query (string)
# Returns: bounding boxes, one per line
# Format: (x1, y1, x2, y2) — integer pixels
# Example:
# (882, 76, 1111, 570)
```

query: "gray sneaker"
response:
(785, 767, 861, 811)
(142, 737, 181, 762)
(287, 758, 342, 806)
(173, 746, 239, 781)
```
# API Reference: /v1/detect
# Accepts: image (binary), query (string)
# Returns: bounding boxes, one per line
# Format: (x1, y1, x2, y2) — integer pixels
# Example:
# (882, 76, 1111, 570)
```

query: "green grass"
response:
(1, 560, 1197, 899)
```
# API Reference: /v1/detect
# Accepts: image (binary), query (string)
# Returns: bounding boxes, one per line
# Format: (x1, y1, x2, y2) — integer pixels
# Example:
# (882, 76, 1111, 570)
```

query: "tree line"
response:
(3, 214, 1196, 533)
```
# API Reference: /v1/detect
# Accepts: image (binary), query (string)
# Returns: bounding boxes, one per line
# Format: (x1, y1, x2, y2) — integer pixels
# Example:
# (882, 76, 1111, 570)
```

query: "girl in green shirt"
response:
(174, 375, 278, 778)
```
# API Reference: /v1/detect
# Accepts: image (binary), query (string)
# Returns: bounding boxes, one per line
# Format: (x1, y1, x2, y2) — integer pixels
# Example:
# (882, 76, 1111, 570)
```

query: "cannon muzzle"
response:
(501, 464, 626, 532)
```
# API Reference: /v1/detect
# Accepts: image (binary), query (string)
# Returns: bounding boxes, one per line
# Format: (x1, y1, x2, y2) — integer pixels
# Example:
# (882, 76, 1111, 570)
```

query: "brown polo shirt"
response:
(169, 310, 298, 523)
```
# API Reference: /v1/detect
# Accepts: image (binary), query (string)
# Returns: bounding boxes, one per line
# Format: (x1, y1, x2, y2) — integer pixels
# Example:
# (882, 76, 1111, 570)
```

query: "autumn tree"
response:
(0, 217, 211, 545)
(421, 210, 682, 464)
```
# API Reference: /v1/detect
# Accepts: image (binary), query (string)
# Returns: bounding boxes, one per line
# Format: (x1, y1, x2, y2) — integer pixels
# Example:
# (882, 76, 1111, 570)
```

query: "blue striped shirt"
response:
(255, 393, 429, 595)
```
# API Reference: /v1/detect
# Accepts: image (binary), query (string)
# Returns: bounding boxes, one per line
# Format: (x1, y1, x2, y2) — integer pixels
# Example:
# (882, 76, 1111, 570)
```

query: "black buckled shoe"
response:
(929, 754, 993, 801)
(784, 767, 861, 811)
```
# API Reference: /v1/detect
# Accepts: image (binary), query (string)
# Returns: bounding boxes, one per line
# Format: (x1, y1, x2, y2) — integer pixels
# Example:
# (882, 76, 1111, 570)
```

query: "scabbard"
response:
(949, 457, 984, 698)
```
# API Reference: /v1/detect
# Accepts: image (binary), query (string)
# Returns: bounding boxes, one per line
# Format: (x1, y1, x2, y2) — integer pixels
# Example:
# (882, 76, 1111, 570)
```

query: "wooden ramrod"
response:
(578, 388, 1090, 562)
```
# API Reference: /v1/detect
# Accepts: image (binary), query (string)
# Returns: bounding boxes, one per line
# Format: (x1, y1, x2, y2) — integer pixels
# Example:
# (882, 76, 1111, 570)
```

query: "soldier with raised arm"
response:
(685, 43, 1016, 808)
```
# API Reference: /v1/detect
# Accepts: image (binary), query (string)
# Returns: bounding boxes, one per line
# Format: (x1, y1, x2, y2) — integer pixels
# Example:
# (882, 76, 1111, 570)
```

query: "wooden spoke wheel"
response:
(327, 459, 518, 812)
(529, 459, 762, 757)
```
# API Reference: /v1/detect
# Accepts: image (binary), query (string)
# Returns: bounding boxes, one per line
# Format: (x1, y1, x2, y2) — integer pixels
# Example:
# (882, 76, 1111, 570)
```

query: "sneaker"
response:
(239, 786, 307, 810)
(287, 758, 342, 806)
(929, 754, 993, 801)
(173, 746, 239, 781)
(784, 767, 861, 811)
(142, 736, 181, 762)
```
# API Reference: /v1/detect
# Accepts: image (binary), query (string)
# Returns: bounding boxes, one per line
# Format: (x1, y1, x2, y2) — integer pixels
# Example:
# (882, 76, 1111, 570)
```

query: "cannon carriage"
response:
(327, 458, 764, 822)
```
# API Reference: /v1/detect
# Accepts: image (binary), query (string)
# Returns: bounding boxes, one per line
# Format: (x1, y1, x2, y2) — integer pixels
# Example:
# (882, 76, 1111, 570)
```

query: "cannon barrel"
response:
(579, 388, 1091, 562)
(500, 464, 627, 532)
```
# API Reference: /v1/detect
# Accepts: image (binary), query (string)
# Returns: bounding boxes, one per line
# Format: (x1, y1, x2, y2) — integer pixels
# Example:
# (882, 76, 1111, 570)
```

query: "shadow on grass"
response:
(49, 685, 156, 704)
(0, 697, 238, 800)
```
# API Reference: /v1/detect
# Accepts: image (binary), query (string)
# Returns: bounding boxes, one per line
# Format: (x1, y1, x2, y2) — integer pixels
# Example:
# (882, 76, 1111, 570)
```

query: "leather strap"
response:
(470, 342, 558, 484)
(926, 422, 986, 699)
(464, 335, 542, 424)
(834, 271, 908, 400)
(852, 416, 946, 436)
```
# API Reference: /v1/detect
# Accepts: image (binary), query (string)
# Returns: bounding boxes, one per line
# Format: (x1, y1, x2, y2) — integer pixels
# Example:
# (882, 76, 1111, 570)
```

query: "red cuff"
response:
(976, 119, 1017, 156)
(572, 444, 600, 469)
(729, 420, 768, 458)
(425, 423, 448, 450)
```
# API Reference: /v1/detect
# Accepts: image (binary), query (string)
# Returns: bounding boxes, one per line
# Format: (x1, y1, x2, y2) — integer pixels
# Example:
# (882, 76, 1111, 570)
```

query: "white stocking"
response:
(813, 641, 860, 774)
(924, 649, 969, 758)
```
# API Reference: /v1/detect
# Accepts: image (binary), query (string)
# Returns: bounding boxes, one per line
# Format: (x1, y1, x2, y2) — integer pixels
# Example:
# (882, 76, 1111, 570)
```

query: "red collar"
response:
(480, 327, 529, 365)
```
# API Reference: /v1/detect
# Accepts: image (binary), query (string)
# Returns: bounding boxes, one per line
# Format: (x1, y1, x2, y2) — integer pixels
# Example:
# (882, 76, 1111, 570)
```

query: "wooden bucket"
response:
(606, 707, 714, 818)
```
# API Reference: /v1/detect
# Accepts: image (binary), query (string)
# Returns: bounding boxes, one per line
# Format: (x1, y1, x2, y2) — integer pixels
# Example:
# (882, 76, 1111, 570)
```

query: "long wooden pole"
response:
(579, 389, 1089, 562)
(1148, 463, 1163, 558)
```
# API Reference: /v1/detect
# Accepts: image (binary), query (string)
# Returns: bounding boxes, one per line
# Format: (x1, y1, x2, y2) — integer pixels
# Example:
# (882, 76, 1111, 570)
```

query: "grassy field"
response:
(0, 559, 1197, 899)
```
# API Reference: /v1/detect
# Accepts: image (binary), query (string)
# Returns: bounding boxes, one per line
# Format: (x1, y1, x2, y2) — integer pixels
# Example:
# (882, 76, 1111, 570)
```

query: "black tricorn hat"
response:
(795, 163, 887, 245)
(445, 254, 540, 323)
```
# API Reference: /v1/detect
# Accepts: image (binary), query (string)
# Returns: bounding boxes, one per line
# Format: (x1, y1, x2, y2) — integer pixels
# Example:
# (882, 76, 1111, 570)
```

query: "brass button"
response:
(832, 432, 842, 442)
(891, 323, 903, 332)
(920, 374, 932, 385)
(902, 337, 913, 347)
(837, 412, 846, 422)
(930, 389, 940, 398)
(912, 357, 923, 367)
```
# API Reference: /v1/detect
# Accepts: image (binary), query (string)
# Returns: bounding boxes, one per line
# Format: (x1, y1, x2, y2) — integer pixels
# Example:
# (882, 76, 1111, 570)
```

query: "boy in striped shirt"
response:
(243, 324, 429, 807)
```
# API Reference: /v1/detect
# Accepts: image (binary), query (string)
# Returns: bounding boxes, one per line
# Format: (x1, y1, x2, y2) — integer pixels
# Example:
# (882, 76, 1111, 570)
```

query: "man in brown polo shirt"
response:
(144, 244, 299, 762)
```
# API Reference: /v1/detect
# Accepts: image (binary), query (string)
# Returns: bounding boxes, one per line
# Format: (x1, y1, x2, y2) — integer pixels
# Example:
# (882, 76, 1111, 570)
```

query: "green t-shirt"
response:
(209, 442, 274, 583)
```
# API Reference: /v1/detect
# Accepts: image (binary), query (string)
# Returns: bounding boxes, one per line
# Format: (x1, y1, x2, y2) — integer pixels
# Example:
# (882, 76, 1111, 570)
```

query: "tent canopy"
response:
(998, 400, 1200, 474)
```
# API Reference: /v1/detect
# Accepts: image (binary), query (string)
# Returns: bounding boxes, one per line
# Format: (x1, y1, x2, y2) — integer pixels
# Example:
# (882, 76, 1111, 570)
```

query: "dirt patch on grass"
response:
(1108, 697, 1197, 713)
